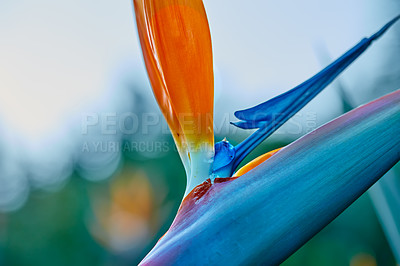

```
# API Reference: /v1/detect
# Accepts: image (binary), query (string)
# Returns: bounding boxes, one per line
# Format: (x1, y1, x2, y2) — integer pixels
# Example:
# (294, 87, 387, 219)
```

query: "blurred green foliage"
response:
(0, 138, 396, 265)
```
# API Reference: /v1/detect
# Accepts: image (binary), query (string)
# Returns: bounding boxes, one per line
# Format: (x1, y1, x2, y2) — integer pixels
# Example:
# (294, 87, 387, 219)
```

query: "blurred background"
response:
(0, 0, 400, 265)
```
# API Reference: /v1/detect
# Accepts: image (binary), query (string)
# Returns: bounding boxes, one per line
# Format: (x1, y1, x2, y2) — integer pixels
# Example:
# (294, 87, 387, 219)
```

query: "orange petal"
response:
(134, 0, 214, 176)
(233, 148, 282, 177)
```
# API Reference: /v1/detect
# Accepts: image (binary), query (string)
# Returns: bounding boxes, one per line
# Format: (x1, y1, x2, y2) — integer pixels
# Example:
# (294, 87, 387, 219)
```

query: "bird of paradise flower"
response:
(133, 0, 400, 264)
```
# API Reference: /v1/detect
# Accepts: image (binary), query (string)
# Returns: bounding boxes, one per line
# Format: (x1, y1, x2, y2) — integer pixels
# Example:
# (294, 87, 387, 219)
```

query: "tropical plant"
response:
(133, 0, 400, 264)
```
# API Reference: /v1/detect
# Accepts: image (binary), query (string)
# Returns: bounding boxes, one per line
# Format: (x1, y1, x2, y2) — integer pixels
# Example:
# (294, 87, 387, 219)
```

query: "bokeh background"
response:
(0, 0, 400, 265)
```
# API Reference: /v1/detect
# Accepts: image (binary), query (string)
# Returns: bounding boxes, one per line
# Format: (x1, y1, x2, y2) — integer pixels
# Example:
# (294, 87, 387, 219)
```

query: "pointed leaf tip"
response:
(222, 15, 400, 176)
(370, 14, 400, 40)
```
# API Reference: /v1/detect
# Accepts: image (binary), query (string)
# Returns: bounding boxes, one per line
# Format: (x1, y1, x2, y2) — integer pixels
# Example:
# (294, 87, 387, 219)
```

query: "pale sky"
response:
(0, 0, 398, 142)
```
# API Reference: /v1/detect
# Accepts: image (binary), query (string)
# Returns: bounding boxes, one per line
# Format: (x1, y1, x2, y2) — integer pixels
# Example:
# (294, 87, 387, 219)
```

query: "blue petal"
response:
(212, 15, 400, 177)
(234, 15, 400, 124)
(213, 140, 236, 172)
